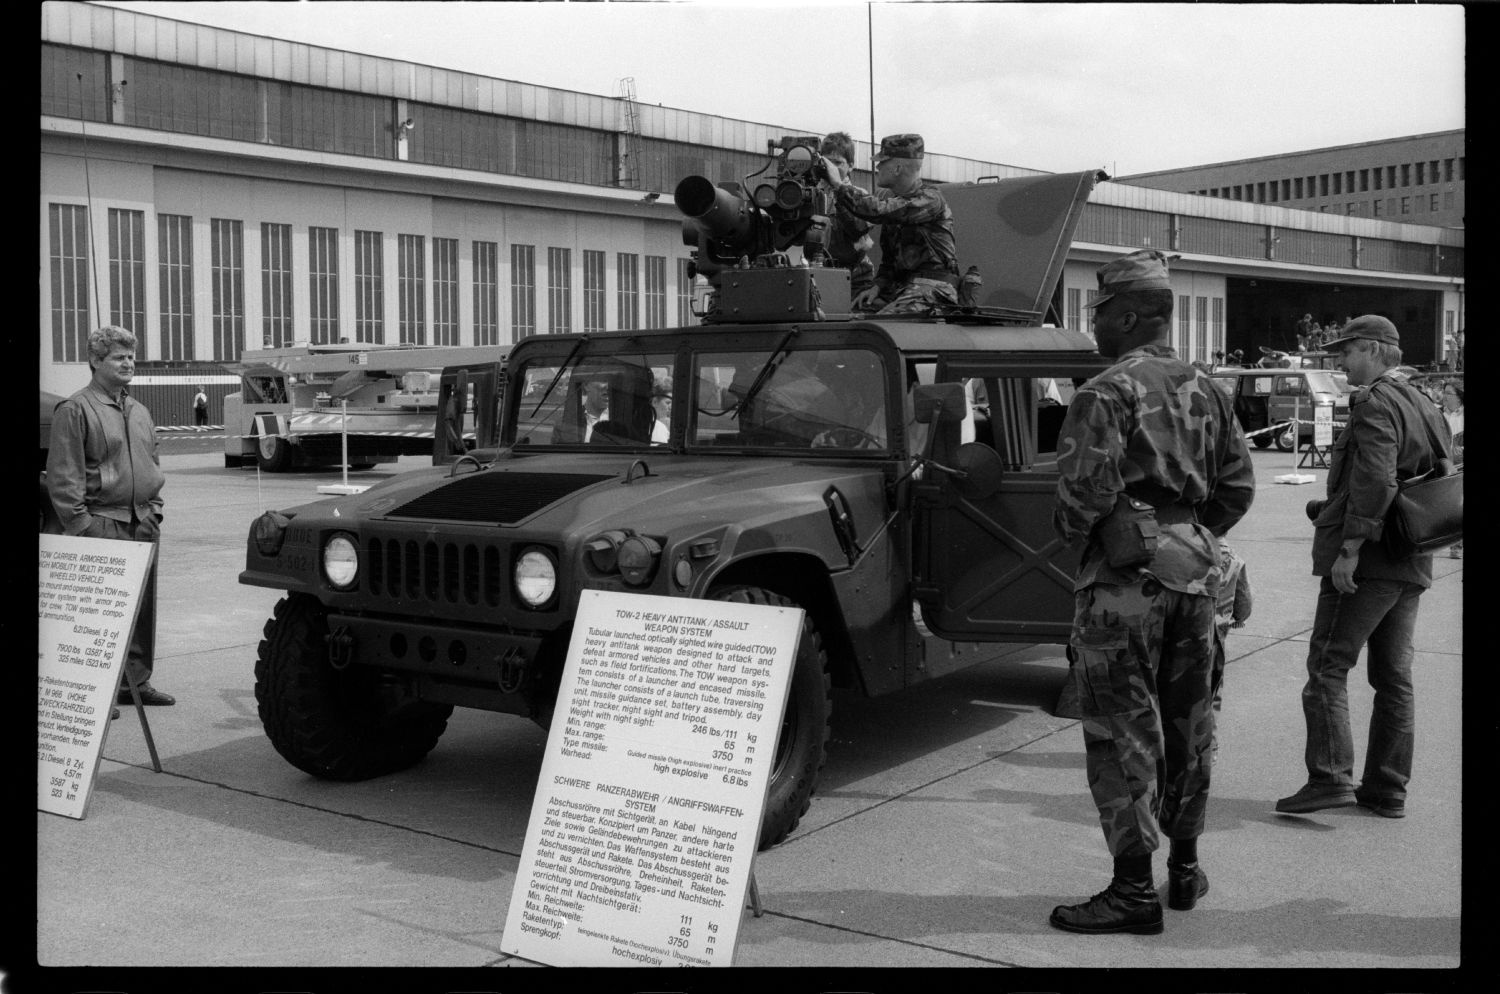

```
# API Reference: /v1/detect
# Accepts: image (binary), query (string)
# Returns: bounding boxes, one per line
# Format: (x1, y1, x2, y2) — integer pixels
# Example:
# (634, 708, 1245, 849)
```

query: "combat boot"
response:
(1049, 854, 1163, 935)
(1166, 838, 1209, 911)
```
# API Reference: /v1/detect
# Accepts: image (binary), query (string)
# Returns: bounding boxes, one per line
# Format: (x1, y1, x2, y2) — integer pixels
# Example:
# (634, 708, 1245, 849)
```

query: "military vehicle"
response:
(242, 138, 1111, 848)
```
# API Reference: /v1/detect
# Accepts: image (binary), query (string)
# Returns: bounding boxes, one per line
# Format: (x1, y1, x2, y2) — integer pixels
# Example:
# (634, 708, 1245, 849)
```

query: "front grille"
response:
(366, 537, 508, 608)
(386, 472, 613, 525)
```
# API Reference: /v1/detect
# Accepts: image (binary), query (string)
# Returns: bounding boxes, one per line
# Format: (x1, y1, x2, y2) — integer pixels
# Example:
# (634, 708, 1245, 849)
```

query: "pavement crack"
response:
(101, 764, 524, 858)
(753, 909, 1026, 965)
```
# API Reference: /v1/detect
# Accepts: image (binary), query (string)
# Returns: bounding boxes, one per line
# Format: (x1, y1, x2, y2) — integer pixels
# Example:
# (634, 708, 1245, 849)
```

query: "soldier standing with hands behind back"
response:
(1050, 250, 1255, 935)
(818, 133, 960, 314)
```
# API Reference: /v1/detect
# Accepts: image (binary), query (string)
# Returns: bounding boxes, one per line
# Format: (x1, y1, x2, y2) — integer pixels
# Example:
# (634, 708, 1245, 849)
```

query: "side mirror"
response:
(952, 442, 1004, 500)
(913, 382, 967, 424)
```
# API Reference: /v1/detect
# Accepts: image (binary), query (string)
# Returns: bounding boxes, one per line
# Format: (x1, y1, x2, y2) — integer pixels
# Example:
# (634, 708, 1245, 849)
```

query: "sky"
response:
(88, 1, 1467, 176)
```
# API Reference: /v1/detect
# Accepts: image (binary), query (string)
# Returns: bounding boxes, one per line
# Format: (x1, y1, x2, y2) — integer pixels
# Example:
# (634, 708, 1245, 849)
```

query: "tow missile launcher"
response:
(676, 136, 853, 322)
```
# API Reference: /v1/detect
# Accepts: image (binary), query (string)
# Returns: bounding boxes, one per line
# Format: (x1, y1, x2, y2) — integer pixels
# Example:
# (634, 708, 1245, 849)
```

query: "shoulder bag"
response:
(1380, 382, 1463, 558)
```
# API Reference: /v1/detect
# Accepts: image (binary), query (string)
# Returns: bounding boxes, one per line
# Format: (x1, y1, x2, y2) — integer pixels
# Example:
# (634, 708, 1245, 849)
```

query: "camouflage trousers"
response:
(872, 277, 959, 315)
(1070, 580, 1217, 858)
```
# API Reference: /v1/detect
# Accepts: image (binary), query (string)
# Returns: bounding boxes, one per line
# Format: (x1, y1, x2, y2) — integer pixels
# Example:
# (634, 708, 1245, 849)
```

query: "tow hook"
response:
(497, 645, 527, 693)
(325, 625, 355, 670)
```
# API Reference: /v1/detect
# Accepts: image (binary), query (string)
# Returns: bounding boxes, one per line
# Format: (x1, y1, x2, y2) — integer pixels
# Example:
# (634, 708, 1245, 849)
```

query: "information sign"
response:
(1314, 403, 1334, 447)
(501, 590, 802, 967)
(37, 534, 155, 819)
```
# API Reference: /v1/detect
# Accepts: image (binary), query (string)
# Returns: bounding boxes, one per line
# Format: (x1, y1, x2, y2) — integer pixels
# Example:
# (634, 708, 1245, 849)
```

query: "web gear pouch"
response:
(1096, 495, 1161, 568)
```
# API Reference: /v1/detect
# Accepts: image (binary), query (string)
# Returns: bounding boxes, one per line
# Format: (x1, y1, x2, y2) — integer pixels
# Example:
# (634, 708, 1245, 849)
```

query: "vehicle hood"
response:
(293, 453, 888, 536)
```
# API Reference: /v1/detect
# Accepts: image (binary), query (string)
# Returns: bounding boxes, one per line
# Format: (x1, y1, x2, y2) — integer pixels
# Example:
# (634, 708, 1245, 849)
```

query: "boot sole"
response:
(1274, 796, 1356, 814)
(1167, 878, 1209, 911)
(1049, 912, 1164, 935)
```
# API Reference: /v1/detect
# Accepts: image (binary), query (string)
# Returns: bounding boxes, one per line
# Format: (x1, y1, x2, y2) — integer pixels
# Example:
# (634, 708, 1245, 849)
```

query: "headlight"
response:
(323, 533, 359, 590)
(515, 547, 557, 607)
(617, 534, 662, 586)
(253, 511, 290, 556)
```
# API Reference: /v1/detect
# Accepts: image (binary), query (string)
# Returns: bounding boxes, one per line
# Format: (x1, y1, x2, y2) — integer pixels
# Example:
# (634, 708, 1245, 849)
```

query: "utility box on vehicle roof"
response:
(241, 154, 1111, 849)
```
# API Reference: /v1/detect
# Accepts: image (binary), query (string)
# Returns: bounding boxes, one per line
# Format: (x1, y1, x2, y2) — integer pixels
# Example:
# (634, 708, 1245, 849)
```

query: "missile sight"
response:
(675, 136, 834, 277)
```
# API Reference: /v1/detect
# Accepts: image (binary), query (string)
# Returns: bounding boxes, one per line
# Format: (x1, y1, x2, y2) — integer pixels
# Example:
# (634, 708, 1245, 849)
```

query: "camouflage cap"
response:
(1083, 249, 1174, 308)
(876, 134, 924, 161)
(1321, 314, 1400, 349)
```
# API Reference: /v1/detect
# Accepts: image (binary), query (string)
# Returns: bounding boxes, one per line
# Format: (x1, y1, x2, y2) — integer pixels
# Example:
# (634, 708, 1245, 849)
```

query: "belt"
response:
(1150, 503, 1200, 526)
(899, 269, 960, 286)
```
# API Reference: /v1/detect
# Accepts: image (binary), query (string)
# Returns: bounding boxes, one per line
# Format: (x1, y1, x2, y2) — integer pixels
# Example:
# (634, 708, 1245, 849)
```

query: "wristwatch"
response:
(1339, 544, 1360, 559)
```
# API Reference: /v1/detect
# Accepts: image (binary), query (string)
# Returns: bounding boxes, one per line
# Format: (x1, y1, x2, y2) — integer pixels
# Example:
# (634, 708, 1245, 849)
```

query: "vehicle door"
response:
(911, 354, 1107, 643)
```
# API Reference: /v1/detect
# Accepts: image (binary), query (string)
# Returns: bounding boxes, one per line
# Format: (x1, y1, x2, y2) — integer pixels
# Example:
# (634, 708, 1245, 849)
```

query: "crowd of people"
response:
(1294, 313, 1355, 353)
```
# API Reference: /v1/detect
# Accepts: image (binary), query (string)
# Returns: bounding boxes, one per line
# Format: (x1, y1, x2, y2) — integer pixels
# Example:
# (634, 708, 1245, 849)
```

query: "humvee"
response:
(242, 150, 1111, 848)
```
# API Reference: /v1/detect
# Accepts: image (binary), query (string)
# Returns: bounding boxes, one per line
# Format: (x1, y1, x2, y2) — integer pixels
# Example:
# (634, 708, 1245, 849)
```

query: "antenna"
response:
(867, 4, 876, 171)
(77, 72, 103, 322)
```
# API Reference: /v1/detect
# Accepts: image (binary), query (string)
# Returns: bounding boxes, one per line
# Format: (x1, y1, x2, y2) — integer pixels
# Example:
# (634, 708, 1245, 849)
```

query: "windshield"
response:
(692, 346, 890, 450)
(507, 340, 895, 453)
(511, 349, 673, 447)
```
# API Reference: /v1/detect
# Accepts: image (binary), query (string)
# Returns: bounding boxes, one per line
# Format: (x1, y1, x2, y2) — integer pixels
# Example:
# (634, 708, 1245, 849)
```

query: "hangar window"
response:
(511, 244, 536, 339)
(158, 214, 194, 361)
(210, 219, 245, 360)
(433, 238, 459, 346)
(260, 223, 293, 351)
(617, 253, 640, 331)
(399, 234, 427, 345)
(473, 241, 499, 346)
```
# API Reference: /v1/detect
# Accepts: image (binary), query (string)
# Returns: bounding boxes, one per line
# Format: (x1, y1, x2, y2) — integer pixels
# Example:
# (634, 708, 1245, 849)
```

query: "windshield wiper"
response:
(733, 327, 800, 421)
(529, 335, 590, 418)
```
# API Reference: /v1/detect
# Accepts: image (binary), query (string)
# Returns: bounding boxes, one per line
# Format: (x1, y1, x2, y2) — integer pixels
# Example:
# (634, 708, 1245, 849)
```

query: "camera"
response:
(1305, 499, 1327, 522)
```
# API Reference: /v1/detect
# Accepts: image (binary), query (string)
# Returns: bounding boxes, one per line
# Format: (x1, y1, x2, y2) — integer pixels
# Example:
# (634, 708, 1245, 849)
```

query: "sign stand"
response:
(1274, 394, 1316, 485)
(39, 534, 160, 819)
(117, 669, 163, 773)
(316, 399, 369, 496)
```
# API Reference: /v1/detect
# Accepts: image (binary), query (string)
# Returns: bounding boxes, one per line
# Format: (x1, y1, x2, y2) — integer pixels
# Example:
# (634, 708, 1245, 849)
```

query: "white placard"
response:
(38, 533, 155, 819)
(1314, 403, 1334, 447)
(501, 590, 802, 967)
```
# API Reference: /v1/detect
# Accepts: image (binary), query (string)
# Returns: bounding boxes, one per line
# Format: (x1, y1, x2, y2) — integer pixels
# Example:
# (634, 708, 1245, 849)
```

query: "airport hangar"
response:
(41, 1, 1464, 409)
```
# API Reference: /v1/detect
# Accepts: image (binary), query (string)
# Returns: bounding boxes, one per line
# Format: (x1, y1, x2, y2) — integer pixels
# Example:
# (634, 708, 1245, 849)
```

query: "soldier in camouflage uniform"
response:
(1050, 249, 1256, 935)
(819, 134, 959, 315)
(817, 132, 876, 301)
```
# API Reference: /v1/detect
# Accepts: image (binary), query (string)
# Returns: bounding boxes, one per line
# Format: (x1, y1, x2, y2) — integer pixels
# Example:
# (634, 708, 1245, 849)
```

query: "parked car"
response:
(1209, 367, 1351, 451)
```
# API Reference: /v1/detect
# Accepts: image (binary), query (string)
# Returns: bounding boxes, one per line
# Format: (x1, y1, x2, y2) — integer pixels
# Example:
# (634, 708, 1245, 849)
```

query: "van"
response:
(1210, 367, 1352, 451)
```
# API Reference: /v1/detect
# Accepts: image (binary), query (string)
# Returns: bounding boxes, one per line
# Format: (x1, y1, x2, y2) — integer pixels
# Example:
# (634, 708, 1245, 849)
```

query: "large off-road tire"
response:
(254, 594, 453, 780)
(256, 431, 295, 472)
(709, 585, 831, 849)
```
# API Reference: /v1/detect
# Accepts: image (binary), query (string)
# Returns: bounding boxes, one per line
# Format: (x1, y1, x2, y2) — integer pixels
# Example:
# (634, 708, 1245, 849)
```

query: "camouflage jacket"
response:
(833, 181, 959, 290)
(824, 191, 875, 297)
(1308, 369, 1451, 587)
(1054, 343, 1256, 595)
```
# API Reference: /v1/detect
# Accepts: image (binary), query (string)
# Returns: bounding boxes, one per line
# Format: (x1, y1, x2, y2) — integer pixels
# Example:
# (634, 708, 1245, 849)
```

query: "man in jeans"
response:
(46, 325, 175, 710)
(1276, 315, 1450, 820)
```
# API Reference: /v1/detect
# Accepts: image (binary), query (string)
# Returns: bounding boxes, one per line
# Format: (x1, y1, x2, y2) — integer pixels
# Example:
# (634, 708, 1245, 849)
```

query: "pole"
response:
(77, 73, 103, 322)
(1290, 391, 1301, 469)
(867, 3, 876, 170)
(340, 399, 350, 489)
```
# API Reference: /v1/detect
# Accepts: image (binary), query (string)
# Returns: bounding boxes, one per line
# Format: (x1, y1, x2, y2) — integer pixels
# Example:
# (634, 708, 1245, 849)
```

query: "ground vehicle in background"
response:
(1210, 366, 1352, 451)
(222, 343, 505, 471)
(241, 150, 1110, 849)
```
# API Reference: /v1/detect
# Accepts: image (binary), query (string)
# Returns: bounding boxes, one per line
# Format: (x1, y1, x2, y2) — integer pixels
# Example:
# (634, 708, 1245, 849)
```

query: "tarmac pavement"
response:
(26, 439, 1467, 991)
